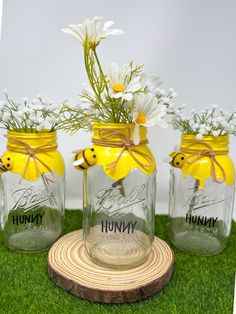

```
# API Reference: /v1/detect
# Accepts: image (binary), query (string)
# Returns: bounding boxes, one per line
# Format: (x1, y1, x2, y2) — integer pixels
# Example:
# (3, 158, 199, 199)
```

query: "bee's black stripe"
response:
(82, 150, 92, 167)
(79, 165, 86, 170)
(0, 165, 7, 171)
(172, 153, 182, 165)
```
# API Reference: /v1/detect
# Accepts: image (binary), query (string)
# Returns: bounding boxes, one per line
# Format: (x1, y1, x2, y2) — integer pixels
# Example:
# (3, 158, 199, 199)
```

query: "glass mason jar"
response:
(0, 130, 65, 252)
(169, 134, 235, 255)
(82, 123, 156, 269)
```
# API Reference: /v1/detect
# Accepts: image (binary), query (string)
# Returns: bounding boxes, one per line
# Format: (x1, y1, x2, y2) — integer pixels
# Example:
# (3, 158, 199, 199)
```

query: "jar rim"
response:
(7, 129, 57, 139)
(181, 133, 229, 151)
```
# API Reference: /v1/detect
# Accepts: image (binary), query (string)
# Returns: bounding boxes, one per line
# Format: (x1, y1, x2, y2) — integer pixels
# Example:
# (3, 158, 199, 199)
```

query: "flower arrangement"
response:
(0, 92, 64, 133)
(61, 16, 178, 144)
(171, 104, 236, 139)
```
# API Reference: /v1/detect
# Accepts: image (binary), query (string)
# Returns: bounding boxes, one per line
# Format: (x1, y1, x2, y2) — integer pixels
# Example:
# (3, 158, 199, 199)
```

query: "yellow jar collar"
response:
(6, 129, 58, 151)
(2, 130, 65, 182)
(181, 134, 229, 152)
(92, 123, 147, 144)
(176, 134, 234, 189)
(91, 123, 156, 180)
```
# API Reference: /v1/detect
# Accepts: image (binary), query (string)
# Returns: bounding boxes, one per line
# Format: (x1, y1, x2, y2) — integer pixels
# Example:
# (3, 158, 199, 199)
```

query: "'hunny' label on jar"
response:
(183, 185, 225, 229)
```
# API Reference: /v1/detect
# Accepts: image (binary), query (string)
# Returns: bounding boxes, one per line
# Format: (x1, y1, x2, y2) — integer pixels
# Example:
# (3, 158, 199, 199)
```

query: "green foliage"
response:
(0, 210, 235, 314)
(173, 105, 236, 137)
(60, 37, 146, 133)
(0, 93, 66, 133)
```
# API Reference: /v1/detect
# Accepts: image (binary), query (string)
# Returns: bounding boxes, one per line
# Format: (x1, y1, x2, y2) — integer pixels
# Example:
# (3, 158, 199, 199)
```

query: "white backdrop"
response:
(0, 0, 236, 217)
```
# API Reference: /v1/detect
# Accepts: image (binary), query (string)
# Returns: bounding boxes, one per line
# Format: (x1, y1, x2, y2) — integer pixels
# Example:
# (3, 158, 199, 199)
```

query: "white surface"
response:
(0, 0, 2, 41)
(0, 0, 236, 219)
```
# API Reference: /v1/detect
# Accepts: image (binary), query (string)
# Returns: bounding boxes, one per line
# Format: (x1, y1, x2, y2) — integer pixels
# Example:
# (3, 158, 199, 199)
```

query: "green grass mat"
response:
(0, 210, 235, 314)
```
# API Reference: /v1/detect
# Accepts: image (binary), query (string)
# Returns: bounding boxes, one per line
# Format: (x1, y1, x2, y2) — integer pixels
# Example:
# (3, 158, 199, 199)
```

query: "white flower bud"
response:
(157, 88, 166, 96)
(16, 111, 24, 118)
(193, 123, 199, 129)
(162, 97, 170, 104)
(212, 130, 220, 137)
(196, 133, 203, 140)
(36, 125, 43, 132)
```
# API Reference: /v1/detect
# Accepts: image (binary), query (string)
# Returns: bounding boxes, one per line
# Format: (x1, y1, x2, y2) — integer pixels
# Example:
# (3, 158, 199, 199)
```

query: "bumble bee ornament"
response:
(0, 155, 13, 173)
(73, 147, 97, 170)
(169, 151, 186, 168)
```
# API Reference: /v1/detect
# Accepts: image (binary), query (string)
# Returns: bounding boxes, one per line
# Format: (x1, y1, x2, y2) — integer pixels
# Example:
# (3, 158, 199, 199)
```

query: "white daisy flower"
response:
(132, 93, 167, 145)
(106, 63, 141, 101)
(62, 16, 124, 48)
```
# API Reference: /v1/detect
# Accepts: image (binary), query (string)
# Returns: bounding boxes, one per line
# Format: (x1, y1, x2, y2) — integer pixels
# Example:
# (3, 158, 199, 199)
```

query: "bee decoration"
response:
(0, 155, 14, 174)
(72, 147, 97, 171)
(169, 151, 186, 168)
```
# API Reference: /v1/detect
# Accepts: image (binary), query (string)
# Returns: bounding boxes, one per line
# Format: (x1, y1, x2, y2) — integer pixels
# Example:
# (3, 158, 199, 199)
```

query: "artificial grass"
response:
(0, 210, 235, 314)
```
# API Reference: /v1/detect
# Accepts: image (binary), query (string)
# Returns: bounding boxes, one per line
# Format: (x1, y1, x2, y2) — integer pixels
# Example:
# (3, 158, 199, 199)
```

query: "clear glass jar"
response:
(168, 135, 235, 255)
(83, 123, 156, 269)
(1, 131, 65, 252)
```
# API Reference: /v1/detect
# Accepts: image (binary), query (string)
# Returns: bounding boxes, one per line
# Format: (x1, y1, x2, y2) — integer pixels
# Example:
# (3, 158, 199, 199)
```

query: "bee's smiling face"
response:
(1, 155, 13, 170)
(172, 153, 185, 168)
(84, 148, 97, 166)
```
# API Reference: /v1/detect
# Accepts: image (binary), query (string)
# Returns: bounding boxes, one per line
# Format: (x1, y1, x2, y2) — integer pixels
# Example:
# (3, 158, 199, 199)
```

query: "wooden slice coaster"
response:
(48, 229, 174, 303)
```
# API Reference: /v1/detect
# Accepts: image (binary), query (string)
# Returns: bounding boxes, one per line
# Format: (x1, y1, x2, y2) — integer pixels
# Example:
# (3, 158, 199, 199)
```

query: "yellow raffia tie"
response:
(181, 140, 228, 184)
(5, 134, 57, 184)
(92, 126, 153, 173)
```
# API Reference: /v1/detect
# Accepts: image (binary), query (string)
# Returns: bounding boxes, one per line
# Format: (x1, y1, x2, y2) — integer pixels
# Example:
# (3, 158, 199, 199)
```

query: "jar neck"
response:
(180, 134, 229, 153)
(6, 130, 58, 151)
(92, 123, 148, 144)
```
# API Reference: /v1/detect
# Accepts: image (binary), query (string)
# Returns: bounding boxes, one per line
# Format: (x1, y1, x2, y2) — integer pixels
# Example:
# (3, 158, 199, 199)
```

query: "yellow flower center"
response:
(113, 83, 125, 93)
(135, 112, 147, 125)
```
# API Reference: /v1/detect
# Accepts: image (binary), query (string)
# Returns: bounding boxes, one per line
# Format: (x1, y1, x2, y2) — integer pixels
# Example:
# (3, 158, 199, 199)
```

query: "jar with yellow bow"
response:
(77, 123, 157, 268)
(72, 122, 167, 269)
(62, 16, 176, 268)
(0, 93, 65, 252)
(168, 106, 236, 255)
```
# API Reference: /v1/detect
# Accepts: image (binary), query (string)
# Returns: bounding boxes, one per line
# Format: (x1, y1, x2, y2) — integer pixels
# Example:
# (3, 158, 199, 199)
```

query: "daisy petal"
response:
(123, 93, 133, 101)
(103, 20, 115, 31)
(133, 124, 140, 145)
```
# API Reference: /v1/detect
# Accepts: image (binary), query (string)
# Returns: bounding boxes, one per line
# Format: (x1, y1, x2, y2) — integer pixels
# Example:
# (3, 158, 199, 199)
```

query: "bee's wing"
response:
(72, 149, 83, 154)
(173, 145, 180, 152)
(73, 158, 85, 166)
(163, 156, 172, 163)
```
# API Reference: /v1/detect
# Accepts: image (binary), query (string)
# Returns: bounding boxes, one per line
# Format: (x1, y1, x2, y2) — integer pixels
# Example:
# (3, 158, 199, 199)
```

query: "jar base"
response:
(85, 230, 152, 269)
(171, 231, 226, 256)
(5, 230, 63, 253)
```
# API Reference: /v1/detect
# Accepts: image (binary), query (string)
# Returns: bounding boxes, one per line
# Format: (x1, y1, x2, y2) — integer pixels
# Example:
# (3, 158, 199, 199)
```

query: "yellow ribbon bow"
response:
(5, 134, 56, 184)
(182, 140, 228, 184)
(92, 126, 154, 173)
